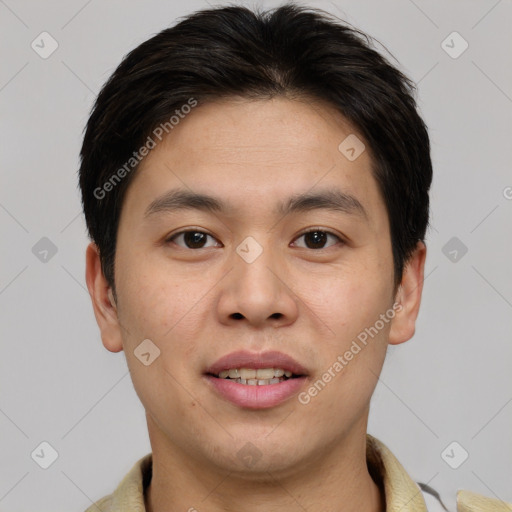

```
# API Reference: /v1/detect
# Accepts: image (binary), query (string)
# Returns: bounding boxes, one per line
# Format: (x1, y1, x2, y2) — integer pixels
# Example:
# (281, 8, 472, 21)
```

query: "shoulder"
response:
(82, 453, 152, 512)
(456, 489, 512, 512)
(419, 486, 512, 512)
(367, 434, 511, 512)
(418, 483, 512, 511)
(84, 494, 114, 512)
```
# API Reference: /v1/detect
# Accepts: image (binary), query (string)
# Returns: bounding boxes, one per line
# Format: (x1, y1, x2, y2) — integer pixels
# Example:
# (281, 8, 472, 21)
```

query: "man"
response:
(79, 4, 509, 511)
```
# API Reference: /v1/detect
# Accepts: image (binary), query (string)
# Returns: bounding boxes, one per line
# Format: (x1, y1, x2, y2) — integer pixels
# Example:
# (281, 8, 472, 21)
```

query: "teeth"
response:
(256, 368, 275, 380)
(240, 368, 257, 379)
(217, 368, 295, 380)
(242, 377, 285, 386)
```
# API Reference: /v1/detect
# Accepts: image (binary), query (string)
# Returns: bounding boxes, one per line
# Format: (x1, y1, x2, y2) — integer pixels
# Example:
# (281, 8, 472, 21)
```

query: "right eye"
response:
(165, 230, 222, 250)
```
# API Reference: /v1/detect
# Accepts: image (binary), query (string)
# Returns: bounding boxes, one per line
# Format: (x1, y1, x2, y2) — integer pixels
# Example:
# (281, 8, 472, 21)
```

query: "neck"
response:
(144, 416, 385, 512)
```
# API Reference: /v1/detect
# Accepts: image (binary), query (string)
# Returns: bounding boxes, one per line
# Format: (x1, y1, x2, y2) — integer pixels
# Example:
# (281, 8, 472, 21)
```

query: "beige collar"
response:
(366, 434, 512, 512)
(89, 434, 510, 512)
(366, 433, 428, 511)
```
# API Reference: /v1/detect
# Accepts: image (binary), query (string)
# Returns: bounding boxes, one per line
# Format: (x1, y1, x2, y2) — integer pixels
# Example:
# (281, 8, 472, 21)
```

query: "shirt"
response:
(84, 434, 511, 511)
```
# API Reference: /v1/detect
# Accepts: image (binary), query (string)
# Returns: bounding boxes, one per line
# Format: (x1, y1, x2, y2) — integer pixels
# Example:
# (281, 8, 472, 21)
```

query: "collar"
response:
(366, 433, 428, 511)
(89, 434, 509, 511)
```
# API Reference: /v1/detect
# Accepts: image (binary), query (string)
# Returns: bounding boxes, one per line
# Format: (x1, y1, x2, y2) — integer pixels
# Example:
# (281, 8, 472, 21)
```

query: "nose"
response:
(216, 236, 299, 328)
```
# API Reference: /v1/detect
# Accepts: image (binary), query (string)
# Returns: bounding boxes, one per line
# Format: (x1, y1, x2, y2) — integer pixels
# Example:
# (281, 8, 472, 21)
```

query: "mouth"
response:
(204, 350, 308, 409)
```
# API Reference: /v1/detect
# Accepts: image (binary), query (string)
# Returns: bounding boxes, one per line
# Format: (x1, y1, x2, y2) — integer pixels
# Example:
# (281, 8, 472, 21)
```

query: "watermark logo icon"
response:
(32, 237, 58, 263)
(31, 441, 59, 469)
(31, 32, 59, 59)
(236, 442, 263, 468)
(441, 32, 468, 59)
(338, 134, 365, 161)
(236, 236, 263, 264)
(442, 236, 468, 263)
(134, 339, 161, 366)
(441, 441, 469, 469)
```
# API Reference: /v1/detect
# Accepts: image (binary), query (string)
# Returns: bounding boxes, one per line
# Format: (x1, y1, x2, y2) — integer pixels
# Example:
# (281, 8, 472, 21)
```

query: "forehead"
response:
(121, 97, 386, 228)
(150, 96, 366, 168)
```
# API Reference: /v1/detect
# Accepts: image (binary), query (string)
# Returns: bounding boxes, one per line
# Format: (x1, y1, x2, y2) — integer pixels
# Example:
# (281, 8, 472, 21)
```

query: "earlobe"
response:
(388, 241, 427, 346)
(85, 242, 124, 353)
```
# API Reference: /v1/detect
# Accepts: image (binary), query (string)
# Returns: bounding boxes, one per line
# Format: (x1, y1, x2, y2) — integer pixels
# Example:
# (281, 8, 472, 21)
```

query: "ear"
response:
(85, 242, 124, 353)
(388, 241, 427, 346)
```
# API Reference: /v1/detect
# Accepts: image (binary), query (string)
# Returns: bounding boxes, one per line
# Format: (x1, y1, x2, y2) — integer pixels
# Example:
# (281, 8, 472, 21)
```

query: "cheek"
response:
(298, 261, 391, 337)
(298, 262, 392, 409)
(303, 284, 391, 427)
(116, 253, 198, 338)
(116, 265, 206, 413)
(115, 259, 210, 403)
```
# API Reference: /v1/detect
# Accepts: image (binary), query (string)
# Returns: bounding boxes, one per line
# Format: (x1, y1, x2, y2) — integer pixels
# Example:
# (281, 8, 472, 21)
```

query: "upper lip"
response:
(205, 350, 308, 376)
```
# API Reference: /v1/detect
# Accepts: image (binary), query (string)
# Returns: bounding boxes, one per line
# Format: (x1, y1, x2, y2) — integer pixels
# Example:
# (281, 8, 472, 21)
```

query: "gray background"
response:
(1, 0, 511, 510)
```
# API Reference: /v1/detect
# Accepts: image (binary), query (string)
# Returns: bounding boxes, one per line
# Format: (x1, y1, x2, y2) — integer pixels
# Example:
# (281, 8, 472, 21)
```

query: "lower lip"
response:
(204, 375, 307, 409)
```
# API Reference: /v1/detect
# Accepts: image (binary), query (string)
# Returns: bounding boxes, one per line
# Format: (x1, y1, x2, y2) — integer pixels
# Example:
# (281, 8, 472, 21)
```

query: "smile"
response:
(217, 367, 294, 385)
(204, 351, 308, 409)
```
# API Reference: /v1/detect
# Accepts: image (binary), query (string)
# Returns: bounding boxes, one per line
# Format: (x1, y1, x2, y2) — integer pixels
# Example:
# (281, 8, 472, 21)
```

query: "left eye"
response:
(292, 229, 343, 250)
(167, 230, 221, 249)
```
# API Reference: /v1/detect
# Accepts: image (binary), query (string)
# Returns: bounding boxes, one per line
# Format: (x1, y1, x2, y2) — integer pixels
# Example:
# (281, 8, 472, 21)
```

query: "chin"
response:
(204, 434, 313, 478)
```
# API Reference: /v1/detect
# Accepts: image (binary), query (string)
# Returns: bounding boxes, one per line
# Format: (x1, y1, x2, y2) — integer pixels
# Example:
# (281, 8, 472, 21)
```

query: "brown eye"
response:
(293, 229, 343, 249)
(167, 230, 220, 249)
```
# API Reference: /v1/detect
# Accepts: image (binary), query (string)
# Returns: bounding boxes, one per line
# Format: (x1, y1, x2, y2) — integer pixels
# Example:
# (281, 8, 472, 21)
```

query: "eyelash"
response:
(165, 227, 345, 250)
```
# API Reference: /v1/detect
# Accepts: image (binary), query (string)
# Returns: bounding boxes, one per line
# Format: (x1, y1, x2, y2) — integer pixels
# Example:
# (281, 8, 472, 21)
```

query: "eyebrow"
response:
(144, 188, 368, 220)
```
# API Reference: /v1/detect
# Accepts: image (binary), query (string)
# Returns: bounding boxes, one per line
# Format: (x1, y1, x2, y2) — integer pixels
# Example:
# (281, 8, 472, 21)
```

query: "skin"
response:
(86, 96, 426, 512)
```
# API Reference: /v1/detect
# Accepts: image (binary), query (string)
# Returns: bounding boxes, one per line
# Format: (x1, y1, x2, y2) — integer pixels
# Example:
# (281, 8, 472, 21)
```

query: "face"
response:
(87, 96, 425, 476)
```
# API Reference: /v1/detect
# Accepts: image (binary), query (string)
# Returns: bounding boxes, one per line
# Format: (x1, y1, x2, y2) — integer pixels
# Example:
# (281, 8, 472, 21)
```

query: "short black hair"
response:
(79, 3, 432, 296)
